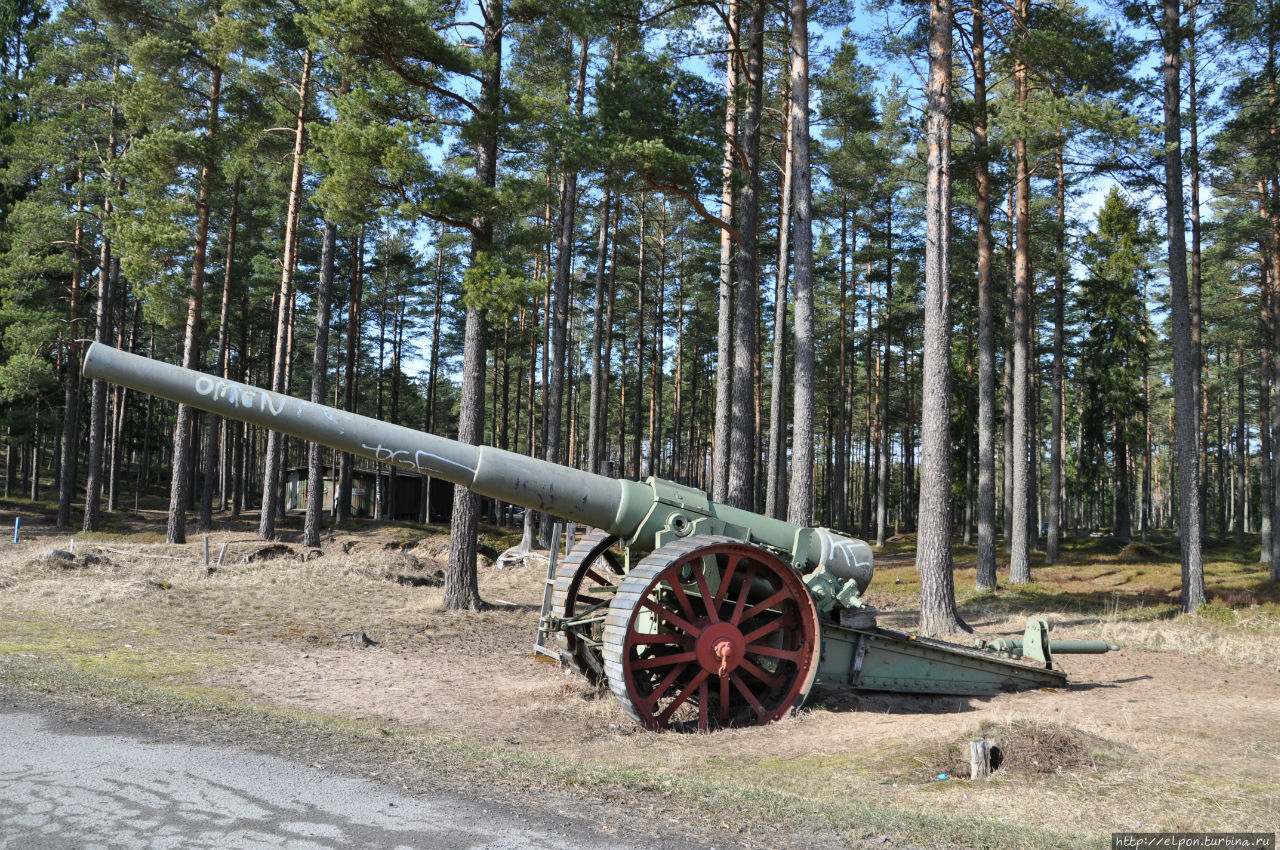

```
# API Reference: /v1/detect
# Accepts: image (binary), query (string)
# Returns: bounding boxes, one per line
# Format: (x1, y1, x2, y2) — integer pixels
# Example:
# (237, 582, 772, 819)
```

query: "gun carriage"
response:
(83, 343, 1117, 732)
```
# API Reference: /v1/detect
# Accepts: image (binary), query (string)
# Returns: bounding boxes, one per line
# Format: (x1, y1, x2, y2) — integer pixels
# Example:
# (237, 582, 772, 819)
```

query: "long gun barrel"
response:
(82, 343, 873, 593)
(84, 342, 640, 530)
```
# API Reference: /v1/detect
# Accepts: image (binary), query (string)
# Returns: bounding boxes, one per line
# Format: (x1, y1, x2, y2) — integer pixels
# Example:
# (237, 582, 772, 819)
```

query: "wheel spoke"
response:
(748, 644, 802, 663)
(630, 651, 696, 671)
(666, 576, 697, 623)
(629, 633, 685, 645)
(742, 616, 786, 645)
(692, 563, 719, 623)
(657, 668, 711, 725)
(641, 596, 702, 636)
(698, 678, 710, 731)
(712, 556, 739, 611)
(639, 661, 690, 709)
(729, 564, 757, 625)
(584, 568, 612, 586)
(740, 588, 790, 624)
(730, 672, 766, 717)
(737, 657, 778, 687)
(719, 674, 731, 725)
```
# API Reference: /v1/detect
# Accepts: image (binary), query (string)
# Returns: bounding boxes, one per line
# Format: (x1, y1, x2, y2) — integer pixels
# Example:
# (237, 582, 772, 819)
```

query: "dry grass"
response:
(904, 718, 1129, 784)
(3, 505, 1279, 848)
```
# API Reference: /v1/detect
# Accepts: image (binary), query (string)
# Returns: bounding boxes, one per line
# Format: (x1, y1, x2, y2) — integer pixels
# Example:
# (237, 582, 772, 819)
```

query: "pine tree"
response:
(917, 0, 966, 635)
(1078, 189, 1152, 542)
(1159, 0, 1206, 610)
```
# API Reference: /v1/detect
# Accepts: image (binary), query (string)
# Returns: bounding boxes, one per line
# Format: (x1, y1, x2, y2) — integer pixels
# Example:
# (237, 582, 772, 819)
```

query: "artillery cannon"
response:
(82, 343, 1118, 732)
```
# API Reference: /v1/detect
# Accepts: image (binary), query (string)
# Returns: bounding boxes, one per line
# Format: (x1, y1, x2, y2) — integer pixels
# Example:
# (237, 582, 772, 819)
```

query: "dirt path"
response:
(1, 693, 686, 850)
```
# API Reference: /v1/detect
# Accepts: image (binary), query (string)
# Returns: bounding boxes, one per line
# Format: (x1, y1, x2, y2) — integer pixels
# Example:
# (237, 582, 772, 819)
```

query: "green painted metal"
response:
(978, 618, 1121, 668)
(1042, 639, 1119, 654)
(816, 622, 1068, 695)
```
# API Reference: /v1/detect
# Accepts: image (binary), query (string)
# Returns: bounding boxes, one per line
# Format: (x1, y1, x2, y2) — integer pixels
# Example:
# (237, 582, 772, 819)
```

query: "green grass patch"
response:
(0, 614, 226, 683)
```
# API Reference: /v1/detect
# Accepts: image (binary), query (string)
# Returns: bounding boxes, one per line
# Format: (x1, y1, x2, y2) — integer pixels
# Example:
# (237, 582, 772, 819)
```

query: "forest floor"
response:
(1, 495, 1278, 849)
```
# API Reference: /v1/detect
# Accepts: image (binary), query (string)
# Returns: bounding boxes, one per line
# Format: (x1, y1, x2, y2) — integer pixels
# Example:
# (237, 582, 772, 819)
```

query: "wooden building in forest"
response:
(284, 466, 455, 522)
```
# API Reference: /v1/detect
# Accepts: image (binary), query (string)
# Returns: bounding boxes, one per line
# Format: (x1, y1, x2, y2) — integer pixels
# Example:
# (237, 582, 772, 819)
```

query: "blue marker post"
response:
(13, 517, 19, 543)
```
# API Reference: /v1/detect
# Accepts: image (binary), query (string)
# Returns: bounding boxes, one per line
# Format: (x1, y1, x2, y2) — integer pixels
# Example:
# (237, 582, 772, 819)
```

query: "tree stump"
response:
(970, 739, 993, 780)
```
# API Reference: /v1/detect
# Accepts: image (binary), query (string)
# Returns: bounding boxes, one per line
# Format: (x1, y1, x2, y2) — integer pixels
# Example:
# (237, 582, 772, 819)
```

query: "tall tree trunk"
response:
(727, 0, 764, 510)
(259, 49, 311, 540)
(712, 0, 740, 502)
(427, 229, 444, 434)
(786, 0, 815, 526)
(973, 0, 996, 589)
(444, 0, 502, 611)
(918, 0, 964, 634)
(1162, 0, 1205, 609)
(1216, 351, 1225, 541)
(374, 268, 388, 519)
(1009, 0, 1033, 585)
(166, 62, 221, 543)
(540, 34, 589, 546)
(199, 177, 239, 530)
(766, 73, 792, 521)
(83, 224, 114, 532)
(587, 190, 611, 474)
(1270, 174, 1280, 582)
(673, 241, 685, 479)
(632, 196, 646, 478)
(57, 202, 84, 530)
(1115, 419, 1131, 540)
(107, 291, 136, 512)
(651, 200, 667, 478)
(1188, 1, 1205, 535)
(862, 261, 873, 536)
(1003, 180, 1015, 549)
(711, 0, 742, 501)
(84, 92, 121, 532)
(963, 319, 975, 546)
(835, 192, 852, 531)
(230, 296, 245, 518)
(421, 230, 445, 522)
(1261, 184, 1274, 563)
(1142, 278, 1153, 542)
(304, 221, 337, 548)
(336, 227, 364, 522)
(1046, 144, 1066, 563)
(1235, 348, 1245, 547)
(1028, 309, 1040, 546)
(30, 423, 41, 501)
(876, 205, 893, 547)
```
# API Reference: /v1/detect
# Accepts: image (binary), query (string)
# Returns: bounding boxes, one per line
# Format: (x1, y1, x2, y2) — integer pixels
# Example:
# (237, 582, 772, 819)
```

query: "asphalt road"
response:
(0, 703, 645, 850)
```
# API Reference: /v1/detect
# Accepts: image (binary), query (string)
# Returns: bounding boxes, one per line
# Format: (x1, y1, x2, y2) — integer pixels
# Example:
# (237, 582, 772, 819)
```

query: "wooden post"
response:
(532, 522, 564, 659)
(969, 739, 992, 779)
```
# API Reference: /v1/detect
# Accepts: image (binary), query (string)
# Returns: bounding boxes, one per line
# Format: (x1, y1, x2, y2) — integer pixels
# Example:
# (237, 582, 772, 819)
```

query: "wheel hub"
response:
(697, 622, 744, 676)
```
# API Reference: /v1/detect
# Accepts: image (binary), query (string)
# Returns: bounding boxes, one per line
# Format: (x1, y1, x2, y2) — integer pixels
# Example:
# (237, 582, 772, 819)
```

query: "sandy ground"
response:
(225, 603, 1280, 833)
(3, 509, 1278, 843)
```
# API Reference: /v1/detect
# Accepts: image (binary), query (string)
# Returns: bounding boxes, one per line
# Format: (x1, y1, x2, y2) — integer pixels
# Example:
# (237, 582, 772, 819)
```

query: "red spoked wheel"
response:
(549, 530, 626, 682)
(601, 535, 820, 731)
